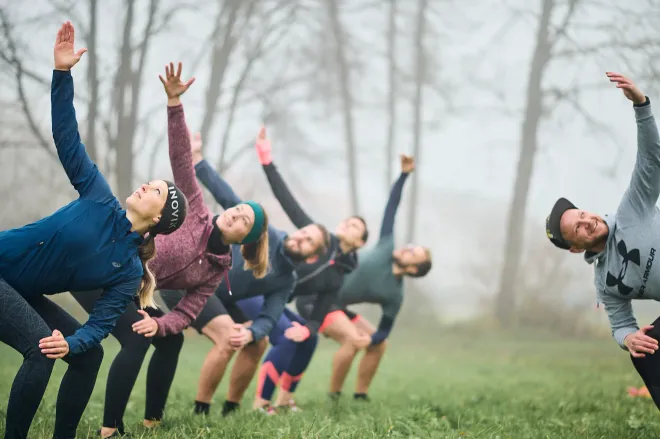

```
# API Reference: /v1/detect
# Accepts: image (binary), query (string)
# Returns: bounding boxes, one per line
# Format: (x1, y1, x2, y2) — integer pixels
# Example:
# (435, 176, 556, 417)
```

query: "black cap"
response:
(546, 197, 577, 250)
(151, 180, 188, 236)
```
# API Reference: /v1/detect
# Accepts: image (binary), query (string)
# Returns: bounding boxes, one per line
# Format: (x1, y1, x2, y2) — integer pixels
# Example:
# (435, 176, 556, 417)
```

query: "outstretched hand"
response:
(255, 126, 273, 165)
(159, 62, 195, 101)
(54, 21, 87, 71)
(606, 72, 646, 105)
(400, 154, 415, 174)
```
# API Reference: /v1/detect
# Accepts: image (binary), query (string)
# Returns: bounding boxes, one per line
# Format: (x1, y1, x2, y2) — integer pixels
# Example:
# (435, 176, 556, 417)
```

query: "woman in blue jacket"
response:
(0, 22, 187, 439)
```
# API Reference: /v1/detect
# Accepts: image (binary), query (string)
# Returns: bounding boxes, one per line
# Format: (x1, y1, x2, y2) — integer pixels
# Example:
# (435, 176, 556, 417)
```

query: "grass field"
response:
(0, 328, 658, 438)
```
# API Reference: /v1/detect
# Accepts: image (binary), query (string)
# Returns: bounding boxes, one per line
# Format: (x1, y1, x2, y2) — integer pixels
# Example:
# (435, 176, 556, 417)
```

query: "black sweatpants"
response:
(0, 277, 104, 439)
(631, 316, 660, 411)
(71, 290, 184, 432)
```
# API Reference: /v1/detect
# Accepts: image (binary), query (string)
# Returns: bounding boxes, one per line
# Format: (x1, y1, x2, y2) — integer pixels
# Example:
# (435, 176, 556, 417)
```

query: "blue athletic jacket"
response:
(0, 70, 143, 355)
(194, 160, 296, 341)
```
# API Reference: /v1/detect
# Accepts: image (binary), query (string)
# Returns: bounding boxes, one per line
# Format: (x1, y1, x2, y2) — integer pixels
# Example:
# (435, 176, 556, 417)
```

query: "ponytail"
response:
(242, 210, 270, 279)
(137, 234, 158, 308)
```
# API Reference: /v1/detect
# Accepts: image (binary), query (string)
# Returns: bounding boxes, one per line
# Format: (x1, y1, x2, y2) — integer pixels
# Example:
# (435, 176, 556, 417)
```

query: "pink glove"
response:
(255, 126, 273, 165)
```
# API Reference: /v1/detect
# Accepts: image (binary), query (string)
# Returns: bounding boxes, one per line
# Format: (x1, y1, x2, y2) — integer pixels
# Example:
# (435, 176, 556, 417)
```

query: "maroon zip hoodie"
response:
(150, 104, 231, 336)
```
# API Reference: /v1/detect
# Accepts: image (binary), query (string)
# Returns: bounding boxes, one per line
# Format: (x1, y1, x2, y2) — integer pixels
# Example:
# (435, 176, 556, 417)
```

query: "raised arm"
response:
(51, 22, 113, 203)
(65, 277, 141, 355)
(195, 159, 242, 209)
(380, 155, 414, 239)
(256, 127, 314, 228)
(159, 63, 205, 213)
(607, 73, 660, 223)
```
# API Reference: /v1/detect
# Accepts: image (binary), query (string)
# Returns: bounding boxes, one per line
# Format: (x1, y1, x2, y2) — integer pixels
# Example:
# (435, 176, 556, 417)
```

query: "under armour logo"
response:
(606, 240, 640, 295)
(112, 262, 121, 268)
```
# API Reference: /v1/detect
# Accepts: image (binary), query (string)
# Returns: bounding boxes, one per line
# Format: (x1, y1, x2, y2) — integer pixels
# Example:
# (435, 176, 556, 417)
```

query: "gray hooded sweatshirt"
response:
(586, 99, 660, 349)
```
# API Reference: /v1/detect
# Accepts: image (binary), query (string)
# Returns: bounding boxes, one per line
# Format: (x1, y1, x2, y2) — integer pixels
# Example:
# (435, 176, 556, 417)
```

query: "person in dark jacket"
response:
(72, 63, 271, 439)
(0, 22, 187, 439)
(247, 127, 371, 412)
(159, 134, 330, 417)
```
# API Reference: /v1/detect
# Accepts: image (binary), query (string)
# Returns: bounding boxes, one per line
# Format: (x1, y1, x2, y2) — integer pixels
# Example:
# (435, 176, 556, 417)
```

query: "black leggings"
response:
(0, 278, 104, 439)
(631, 316, 660, 410)
(71, 290, 184, 432)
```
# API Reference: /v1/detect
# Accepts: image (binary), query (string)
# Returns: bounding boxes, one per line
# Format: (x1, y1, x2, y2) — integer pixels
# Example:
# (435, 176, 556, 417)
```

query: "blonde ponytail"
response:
(242, 210, 270, 279)
(137, 234, 157, 308)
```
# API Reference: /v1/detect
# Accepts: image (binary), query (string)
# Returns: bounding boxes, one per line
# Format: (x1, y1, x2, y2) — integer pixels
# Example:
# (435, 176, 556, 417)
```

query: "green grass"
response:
(0, 329, 658, 438)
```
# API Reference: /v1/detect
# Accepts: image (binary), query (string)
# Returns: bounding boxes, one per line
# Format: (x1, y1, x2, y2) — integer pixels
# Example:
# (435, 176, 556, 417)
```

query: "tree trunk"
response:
(495, 0, 554, 326)
(407, 0, 428, 243)
(85, 0, 98, 163)
(113, 0, 135, 200)
(199, 0, 242, 149)
(327, 0, 359, 214)
(385, 0, 397, 190)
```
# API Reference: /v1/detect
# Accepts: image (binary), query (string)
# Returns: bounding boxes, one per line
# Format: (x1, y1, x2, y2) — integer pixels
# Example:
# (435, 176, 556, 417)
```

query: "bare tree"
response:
(495, 0, 566, 325)
(385, 0, 397, 189)
(215, 1, 299, 173)
(0, 8, 57, 162)
(406, 0, 428, 244)
(105, 0, 183, 200)
(199, 0, 248, 151)
(84, 0, 99, 163)
(327, 0, 360, 214)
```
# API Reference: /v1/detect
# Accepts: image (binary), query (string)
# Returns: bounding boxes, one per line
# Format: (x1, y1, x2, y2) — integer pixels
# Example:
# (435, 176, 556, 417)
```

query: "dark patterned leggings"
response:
(71, 290, 184, 434)
(631, 316, 660, 411)
(0, 277, 104, 439)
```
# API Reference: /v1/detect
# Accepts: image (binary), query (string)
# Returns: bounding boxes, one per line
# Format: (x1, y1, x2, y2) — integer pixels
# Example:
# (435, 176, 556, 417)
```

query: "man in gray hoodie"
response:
(546, 72, 660, 409)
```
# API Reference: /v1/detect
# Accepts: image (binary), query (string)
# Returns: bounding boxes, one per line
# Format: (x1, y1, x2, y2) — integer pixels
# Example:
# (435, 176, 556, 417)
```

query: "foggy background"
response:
(2, 0, 660, 338)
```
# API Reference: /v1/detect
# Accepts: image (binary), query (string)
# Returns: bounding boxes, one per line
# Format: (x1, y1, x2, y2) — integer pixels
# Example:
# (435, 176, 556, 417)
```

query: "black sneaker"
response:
(97, 429, 130, 438)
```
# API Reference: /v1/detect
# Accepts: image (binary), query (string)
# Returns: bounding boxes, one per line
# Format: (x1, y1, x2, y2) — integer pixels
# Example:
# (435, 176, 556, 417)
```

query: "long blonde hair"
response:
(242, 209, 270, 279)
(137, 234, 157, 308)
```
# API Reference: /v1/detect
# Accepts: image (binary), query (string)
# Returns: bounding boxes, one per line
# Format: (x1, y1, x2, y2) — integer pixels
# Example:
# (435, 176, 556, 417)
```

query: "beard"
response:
(584, 233, 608, 251)
(392, 254, 414, 269)
(283, 238, 307, 262)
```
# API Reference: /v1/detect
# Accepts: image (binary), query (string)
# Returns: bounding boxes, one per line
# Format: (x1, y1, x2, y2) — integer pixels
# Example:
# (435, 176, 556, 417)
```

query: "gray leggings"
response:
(0, 278, 104, 439)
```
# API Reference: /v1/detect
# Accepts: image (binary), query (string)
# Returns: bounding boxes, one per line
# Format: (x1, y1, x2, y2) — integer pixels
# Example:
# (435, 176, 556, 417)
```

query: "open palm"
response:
(159, 62, 195, 99)
(54, 21, 87, 70)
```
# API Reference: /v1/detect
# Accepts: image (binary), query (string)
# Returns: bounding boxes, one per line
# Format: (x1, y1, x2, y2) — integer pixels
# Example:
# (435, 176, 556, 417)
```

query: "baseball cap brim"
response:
(546, 197, 577, 250)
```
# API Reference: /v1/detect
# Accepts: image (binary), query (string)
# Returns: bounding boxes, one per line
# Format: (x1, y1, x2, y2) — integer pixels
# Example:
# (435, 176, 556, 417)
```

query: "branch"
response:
(0, 9, 57, 161)
(553, 38, 660, 58)
(547, 0, 579, 48)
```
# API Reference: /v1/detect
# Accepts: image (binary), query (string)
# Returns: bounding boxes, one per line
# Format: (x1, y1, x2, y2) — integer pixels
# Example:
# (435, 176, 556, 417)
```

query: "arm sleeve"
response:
(380, 172, 410, 239)
(248, 284, 292, 341)
(51, 70, 114, 204)
(617, 99, 660, 224)
(152, 283, 218, 337)
(371, 299, 402, 345)
(303, 289, 339, 336)
(370, 315, 396, 345)
(262, 163, 314, 228)
(65, 277, 141, 355)
(599, 291, 639, 350)
(167, 105, 206, 214)
(194, 159, 242, 209)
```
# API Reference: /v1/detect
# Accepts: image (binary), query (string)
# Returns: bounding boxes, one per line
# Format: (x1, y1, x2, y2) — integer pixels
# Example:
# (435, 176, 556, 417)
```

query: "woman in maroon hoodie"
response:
(72, 62, 270, 438)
